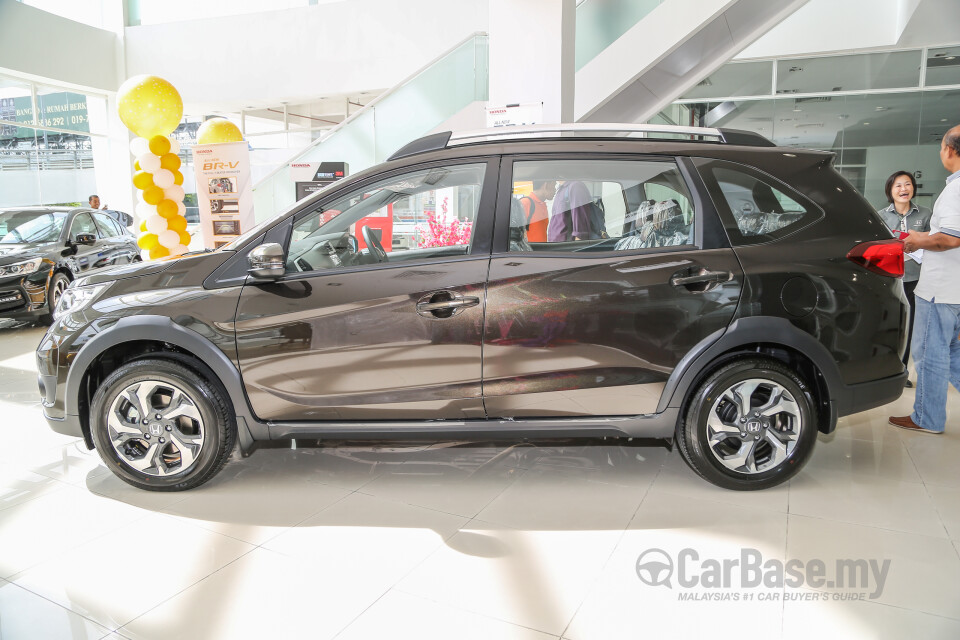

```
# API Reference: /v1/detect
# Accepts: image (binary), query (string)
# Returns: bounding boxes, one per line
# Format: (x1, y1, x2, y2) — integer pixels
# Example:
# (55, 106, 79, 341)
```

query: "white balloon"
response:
(172, 243, 190, 256)
(164, 184, 185, 202)
(135, 202, 156, 220)
(176, 200, 186, 216)
(145, 215, 168, 235)
(168, 136, 181, 155)
(153, 168, 174, 189)
(138, 152, 161, 173)
(158, 229, 181, 249)
(130, 137, 150, 157)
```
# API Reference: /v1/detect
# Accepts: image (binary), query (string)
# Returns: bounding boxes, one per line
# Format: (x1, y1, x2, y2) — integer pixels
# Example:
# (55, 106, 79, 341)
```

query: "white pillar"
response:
(488, 0, 575, 124)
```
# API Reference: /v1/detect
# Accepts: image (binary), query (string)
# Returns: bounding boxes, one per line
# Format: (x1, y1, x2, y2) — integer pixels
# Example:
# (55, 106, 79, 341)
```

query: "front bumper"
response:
(0, 272, 50, 319)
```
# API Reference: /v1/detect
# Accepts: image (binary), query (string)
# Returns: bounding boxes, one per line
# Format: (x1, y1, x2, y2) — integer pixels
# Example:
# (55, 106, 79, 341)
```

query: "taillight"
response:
(846, 239, 904, 277)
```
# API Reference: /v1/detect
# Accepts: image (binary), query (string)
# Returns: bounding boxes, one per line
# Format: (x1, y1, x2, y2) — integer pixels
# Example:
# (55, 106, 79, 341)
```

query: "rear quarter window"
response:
(696, 159, 822, 245)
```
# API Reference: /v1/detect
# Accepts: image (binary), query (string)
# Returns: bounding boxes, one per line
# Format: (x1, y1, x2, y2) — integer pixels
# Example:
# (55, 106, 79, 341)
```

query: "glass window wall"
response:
(0, 74, 106, 208)
(668, 47, 960, 211)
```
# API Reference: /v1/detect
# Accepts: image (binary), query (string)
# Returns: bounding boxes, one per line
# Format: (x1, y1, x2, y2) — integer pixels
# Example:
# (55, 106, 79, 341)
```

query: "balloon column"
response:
(116, 75, 191, 260)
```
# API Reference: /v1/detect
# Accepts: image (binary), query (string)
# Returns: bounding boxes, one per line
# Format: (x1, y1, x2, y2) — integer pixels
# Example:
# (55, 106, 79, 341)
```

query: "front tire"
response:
(677, 358, 817, 490)
(90, 358, 236, 491)
(40, 272, 70, 325)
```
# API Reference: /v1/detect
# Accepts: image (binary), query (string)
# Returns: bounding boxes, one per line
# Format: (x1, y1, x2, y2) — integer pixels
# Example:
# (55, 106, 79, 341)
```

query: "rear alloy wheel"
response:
(678, 358, 817, 490)
(91, 358, 236, 491)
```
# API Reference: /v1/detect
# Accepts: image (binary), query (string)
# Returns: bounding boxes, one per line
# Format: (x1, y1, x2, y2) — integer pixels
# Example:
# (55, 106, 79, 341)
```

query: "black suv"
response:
(36, 125, 907, 491)
(0, 207, 139, 324)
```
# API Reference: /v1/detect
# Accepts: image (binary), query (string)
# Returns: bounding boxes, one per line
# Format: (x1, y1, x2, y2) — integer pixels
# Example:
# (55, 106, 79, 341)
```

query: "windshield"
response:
(0, 211, 67, 244)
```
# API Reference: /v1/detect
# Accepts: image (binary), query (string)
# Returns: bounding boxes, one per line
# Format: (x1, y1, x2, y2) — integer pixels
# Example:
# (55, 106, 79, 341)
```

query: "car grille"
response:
(0, 288, 26, 312)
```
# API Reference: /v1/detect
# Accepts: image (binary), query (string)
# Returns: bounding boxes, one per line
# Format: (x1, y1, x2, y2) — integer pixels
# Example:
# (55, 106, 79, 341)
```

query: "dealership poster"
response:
(191, 142, 254, 249)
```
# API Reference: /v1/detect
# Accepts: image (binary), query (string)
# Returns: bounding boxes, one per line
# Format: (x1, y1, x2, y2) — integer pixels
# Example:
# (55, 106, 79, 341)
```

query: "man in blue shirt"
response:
(890, 124, 960, 434)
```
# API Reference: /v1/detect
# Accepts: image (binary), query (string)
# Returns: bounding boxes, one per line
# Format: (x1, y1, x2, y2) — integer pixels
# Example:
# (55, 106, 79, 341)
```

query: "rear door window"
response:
(504, 159, 696, 253)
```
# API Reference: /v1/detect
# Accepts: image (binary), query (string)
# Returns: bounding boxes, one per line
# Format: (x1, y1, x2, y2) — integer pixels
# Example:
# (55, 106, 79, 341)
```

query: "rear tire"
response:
(90, 358, 236, 491)
(677, 358, 817, 490)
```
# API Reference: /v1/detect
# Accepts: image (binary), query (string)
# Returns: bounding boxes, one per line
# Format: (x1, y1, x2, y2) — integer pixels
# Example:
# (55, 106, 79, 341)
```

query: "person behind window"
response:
(547, 180, 608, 242)
(876, 170, 932, 387)
(519, 180, 556, 243)
(88, 194, 106, 210)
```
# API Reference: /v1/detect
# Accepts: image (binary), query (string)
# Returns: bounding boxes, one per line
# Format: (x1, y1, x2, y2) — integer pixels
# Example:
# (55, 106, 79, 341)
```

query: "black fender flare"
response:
(66, 314, 263, 447)
(658, 316, 842, 420)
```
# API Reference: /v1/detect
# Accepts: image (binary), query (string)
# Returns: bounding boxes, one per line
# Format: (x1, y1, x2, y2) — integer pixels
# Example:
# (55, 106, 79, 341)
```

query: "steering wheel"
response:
(361, 225, 388, 263)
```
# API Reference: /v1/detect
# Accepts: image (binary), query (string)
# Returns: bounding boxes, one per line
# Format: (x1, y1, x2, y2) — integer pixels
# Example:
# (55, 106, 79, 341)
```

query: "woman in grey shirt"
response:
(877, 170, 933, 386)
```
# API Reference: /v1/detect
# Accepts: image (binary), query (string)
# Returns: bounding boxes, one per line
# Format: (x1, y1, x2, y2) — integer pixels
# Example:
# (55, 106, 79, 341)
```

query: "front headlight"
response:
(56, 283, 107, 317)
(0, 258, 43, 277)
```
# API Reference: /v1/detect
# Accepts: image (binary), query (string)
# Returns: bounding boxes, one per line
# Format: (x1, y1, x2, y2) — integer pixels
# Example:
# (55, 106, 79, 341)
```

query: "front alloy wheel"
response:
(91, 358, 236, 491)
(106, 379, 206, 477)
(678, 358, 817, 490)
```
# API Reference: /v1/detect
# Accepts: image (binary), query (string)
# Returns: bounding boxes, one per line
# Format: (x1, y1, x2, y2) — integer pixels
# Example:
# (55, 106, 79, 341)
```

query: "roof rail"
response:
(387, 123, 775, 161)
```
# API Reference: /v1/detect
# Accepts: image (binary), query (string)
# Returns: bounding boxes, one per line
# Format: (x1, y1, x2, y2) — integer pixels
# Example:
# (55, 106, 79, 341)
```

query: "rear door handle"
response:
(417, 297, 480, 312)
(670, 270, 733, 287)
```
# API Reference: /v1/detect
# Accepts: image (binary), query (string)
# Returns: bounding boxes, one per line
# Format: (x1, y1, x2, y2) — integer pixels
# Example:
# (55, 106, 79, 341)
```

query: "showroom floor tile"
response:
(0, 322, 958, 638)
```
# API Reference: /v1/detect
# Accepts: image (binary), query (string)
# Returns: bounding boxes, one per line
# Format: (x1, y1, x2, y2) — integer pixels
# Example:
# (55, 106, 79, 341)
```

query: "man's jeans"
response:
(911, 296, 960, 432)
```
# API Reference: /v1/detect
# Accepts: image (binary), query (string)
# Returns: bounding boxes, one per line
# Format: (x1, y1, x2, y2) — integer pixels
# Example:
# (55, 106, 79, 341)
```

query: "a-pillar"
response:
(488, 0, 575, 124)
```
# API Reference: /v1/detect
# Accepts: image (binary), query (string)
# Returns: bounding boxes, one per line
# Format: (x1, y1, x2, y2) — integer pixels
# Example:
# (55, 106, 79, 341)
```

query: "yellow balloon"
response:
(117, 75, 183, 139)
(138, 233, 159, 250)
(160, 153, 181, 171)
(156, 199, 178, 218)
(172, 170, 184, 186)
(148, 135, 171, 156)
(178, 230, 192, 246)
(134, 160, 141, 171)
(143, 186, 164, 205)
(196, 118, 243, 144)
(139, 220, 147, 232)
(132, 171, 154, 190)
(166, 216, 187, 233)
(149, 245, 170, 260)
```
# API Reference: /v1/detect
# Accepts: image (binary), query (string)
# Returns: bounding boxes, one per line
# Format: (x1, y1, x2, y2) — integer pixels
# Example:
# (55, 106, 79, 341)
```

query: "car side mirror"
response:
(74, 233, 96, 246)
(248, 243, 286, 279)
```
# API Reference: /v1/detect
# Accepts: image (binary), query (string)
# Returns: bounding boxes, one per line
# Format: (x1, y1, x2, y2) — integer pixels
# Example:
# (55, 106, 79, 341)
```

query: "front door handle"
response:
(416, 292, 480, 318)
(417, 297, 480, 312)
(670, 269, 732, 291)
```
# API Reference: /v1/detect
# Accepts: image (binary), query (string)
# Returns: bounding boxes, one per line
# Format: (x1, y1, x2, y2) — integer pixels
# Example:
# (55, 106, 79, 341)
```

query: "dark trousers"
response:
(904, 279, 917, 367)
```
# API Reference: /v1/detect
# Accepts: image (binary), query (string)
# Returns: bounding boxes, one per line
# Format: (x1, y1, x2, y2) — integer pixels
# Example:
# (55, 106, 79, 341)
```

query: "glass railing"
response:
(253, 34, 489, 221)
(576, 0, 662, 71)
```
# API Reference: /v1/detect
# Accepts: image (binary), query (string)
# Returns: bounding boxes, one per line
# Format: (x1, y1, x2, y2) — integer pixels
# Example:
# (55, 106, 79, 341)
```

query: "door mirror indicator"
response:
(74, 233, 96, 246)
(248, 243, 286, 279)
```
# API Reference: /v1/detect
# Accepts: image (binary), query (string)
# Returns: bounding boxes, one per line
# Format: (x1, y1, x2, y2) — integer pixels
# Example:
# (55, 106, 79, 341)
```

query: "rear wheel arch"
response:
(663, 317, 839, 435)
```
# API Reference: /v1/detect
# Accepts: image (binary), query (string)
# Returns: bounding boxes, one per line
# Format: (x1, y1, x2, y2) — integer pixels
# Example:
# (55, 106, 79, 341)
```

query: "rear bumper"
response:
(836, 370, 907, 418)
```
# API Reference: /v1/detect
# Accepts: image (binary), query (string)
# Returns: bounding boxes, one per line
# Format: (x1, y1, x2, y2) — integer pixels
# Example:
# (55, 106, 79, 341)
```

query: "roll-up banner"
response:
(191, 142, 255, 249)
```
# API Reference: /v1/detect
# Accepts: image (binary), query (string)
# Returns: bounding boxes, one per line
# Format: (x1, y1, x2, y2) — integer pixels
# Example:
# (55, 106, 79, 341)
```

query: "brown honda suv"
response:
(37, 125, 907, 491)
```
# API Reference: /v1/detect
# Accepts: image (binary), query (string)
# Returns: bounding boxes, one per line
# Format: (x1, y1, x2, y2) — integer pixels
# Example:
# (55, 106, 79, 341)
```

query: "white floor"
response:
(0, 322, 959, 639)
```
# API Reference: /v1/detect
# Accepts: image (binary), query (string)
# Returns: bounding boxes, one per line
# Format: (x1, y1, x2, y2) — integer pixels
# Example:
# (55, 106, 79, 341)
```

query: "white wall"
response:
(735, 0, 940, 59)
(488, 0, 574, 123)
(0, 0, 119, 91)
(124, 0, 489, 111)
